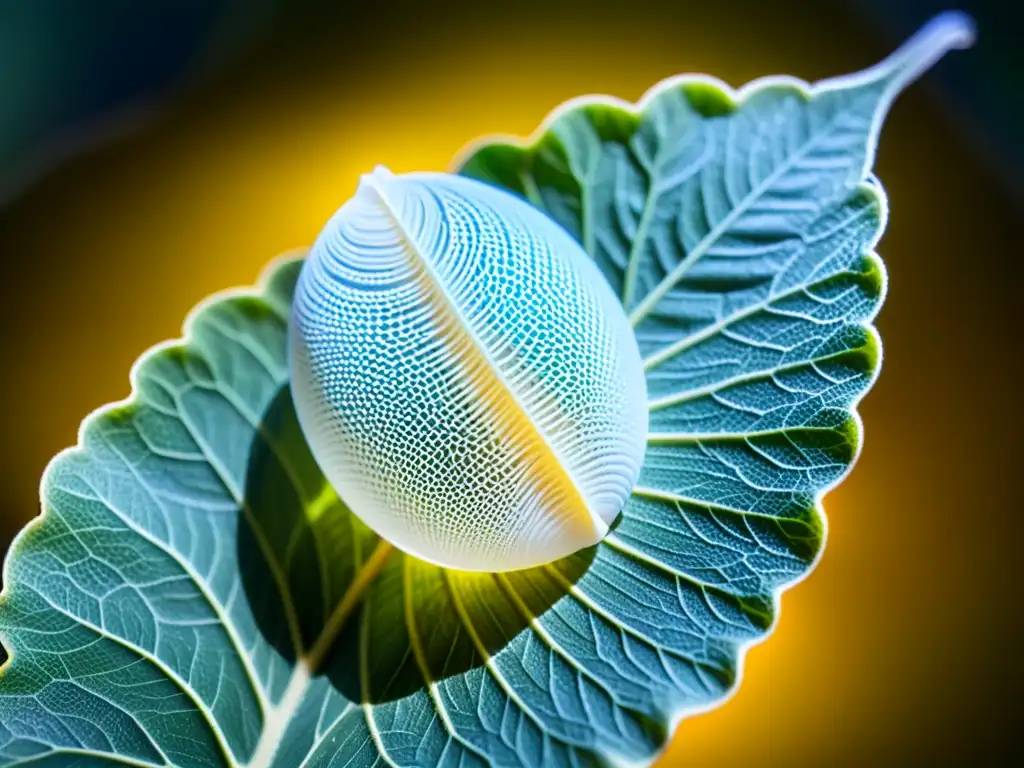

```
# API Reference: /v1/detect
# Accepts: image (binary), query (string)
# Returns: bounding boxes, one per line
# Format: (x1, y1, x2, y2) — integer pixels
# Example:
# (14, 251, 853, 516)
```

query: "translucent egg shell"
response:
(289, 167, 648, 571)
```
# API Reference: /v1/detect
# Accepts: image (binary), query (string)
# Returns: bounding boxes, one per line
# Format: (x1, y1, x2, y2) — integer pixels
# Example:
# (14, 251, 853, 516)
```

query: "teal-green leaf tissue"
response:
(0, 13, 975, 768)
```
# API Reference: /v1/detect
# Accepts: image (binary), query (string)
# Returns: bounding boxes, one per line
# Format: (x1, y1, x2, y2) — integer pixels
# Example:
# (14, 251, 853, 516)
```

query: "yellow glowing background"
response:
(0, 1, 1018, 764)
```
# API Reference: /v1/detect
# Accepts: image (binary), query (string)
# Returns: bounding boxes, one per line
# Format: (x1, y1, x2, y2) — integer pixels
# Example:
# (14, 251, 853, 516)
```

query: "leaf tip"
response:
(870, 11, 976, 98)
(925, 10, 978, 51)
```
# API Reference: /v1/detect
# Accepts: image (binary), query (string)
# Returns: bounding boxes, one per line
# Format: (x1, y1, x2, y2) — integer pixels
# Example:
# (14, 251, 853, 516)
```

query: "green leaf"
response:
(0, 14, 972, 768)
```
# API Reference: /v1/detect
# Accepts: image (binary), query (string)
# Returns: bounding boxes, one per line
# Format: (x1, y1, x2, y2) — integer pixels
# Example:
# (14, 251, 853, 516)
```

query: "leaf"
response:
(0, 14, 972, 768)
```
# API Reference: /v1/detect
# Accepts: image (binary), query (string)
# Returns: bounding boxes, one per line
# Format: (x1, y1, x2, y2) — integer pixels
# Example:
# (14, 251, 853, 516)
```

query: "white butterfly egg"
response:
(290, 167, 647, 571)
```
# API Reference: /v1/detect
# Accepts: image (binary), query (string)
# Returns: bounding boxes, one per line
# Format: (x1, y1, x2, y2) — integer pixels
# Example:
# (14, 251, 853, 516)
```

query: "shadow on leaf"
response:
(241, 383, 595, 704)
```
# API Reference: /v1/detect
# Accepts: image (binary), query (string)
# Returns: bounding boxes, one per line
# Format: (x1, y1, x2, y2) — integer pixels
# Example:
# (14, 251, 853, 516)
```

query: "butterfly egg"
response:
(290, 166, 647, 571)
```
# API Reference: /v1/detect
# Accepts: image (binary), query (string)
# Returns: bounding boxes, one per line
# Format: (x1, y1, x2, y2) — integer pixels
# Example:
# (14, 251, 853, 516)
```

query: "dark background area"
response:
(0, 0, 1020, 764)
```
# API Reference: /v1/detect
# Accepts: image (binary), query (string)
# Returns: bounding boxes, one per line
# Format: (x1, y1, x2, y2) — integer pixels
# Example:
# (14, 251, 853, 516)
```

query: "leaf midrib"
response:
(246, 540, 394, 768)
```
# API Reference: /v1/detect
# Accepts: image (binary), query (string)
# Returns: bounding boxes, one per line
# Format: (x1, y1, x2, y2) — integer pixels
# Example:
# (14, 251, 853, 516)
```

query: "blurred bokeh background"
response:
(0, 0, 1020, 764)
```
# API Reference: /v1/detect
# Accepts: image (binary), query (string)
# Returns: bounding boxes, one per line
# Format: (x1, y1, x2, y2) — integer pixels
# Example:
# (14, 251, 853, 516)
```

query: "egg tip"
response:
(361, 165, 394, 184)
(355, 165, 398, 206)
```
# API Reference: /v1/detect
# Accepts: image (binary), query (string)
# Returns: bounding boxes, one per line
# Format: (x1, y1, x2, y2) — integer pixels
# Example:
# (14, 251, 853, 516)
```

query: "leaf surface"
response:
(0, 14, 973, 768)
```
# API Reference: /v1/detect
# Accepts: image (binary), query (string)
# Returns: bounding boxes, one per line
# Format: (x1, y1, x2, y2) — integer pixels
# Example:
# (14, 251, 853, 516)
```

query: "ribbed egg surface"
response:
(290, 167, 648, 571)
